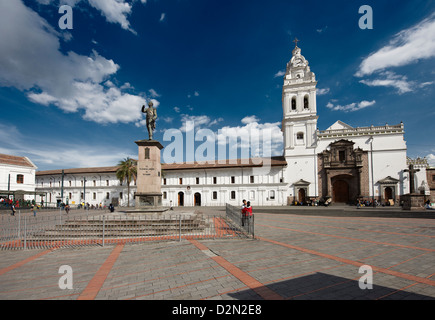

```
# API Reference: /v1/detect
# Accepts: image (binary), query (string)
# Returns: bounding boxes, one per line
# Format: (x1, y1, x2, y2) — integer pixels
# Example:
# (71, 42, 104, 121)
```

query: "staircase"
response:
(26, 215, 209, 241)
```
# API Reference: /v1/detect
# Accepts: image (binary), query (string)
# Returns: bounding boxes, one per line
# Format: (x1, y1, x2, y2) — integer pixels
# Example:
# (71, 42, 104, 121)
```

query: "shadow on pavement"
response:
(228, 272, 435, 300)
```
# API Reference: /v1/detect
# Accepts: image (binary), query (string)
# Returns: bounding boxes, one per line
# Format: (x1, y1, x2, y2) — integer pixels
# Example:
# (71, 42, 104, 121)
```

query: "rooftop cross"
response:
(293, 38, 300, 48)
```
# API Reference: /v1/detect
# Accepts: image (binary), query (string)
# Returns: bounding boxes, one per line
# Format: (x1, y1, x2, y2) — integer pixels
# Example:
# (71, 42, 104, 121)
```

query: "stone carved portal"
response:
(318, 140, 369, 204)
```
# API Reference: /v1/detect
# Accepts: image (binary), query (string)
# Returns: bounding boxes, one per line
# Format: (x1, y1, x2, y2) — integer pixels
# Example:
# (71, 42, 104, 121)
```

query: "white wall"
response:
(0, 164, 36, 200)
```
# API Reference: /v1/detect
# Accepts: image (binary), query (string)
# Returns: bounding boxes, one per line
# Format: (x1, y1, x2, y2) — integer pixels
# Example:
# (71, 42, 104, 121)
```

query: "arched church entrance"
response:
(194, 192, 201, 206)
(178, 192, 184, 207)
(332, 180, 350, 203)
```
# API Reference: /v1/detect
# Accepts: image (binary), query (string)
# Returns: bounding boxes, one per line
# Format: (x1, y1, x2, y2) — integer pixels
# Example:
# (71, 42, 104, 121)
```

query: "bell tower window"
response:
(291, 97, 296, 110)
(304, 96, 309, 109)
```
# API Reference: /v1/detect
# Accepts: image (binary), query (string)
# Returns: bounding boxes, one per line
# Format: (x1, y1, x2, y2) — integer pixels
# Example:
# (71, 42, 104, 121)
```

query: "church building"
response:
(35, 43, 415, 207)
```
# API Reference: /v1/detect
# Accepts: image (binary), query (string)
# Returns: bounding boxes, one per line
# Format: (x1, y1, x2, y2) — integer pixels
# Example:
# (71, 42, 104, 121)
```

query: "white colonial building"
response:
(35, 44, 418, 207)
(0, 153, 37, 201)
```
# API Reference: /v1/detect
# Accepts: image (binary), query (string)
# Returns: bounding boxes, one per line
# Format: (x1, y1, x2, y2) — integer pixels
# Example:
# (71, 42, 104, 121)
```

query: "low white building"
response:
(35, 44, 416, 207)
(0, 153, 37, 201)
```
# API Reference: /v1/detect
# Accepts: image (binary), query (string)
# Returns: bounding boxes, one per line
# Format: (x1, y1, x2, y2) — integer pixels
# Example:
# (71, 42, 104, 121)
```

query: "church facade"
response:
(35, 44, 421, 207)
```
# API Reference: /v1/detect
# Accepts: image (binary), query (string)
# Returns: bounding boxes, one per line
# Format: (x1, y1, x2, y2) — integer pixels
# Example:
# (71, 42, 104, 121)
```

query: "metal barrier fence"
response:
(0, 211, 248, 250)
(225, 203, 254, 238)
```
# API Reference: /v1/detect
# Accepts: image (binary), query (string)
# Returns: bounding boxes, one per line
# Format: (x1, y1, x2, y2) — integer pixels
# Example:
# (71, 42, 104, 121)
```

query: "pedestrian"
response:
(65, 204, 70, 214)
(11, 203, 16, 216)
(31, 204, 37, 217)
(245, 201, 253, 230)
(241, 199, 247, 226)
(109, 203, 115, 213)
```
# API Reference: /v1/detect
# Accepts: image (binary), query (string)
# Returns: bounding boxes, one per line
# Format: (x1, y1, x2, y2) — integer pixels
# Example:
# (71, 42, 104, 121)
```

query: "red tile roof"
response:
(0, 154, 36, 168)
(36, 157, 287, 176)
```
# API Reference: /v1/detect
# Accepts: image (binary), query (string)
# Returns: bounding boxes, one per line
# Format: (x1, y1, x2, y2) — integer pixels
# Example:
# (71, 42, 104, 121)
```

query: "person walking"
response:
(241, 199, 247, 226)
(31, 204, 37, 217)
(245, 201, 253, 232)
(11, 203, 16, 216)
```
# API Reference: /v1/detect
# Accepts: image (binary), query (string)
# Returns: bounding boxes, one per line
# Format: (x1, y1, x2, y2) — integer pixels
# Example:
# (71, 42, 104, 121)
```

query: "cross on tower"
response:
(404, 164, 420, 194)
(293, 38, 300, 48)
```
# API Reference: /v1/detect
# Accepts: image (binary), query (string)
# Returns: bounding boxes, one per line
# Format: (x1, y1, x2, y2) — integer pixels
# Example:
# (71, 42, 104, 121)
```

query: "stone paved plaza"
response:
(1, 206, 434, 301)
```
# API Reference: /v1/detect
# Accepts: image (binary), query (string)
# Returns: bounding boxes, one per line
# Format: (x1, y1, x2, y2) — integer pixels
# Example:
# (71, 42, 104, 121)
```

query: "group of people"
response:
(1, 198, 20, 208)
(77, 202, 105, 210)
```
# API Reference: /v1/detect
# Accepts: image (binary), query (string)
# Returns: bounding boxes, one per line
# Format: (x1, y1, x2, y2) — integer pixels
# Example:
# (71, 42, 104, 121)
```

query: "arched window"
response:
(291, 97, 296, 110)
(304, 95, 309, 109)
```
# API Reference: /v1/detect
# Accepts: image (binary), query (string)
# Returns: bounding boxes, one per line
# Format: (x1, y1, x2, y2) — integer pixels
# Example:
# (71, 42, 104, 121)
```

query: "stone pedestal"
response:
(134, 140, 165, 211)
(402, 194, 426, 210)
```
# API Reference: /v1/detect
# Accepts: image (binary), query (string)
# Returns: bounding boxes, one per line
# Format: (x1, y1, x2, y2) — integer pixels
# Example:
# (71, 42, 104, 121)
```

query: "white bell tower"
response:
(281, 39, 318, 156)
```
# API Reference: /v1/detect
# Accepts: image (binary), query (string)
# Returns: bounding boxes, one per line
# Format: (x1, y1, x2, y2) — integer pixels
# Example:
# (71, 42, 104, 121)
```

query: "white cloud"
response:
(241, 115, 260, 124)
(216, 121, 283, 157)
(188, 91, 200, 98)
(88, 0, 136, 33)
(317, 88, 330, 95)
(359, 71, 433, 94)
(326, 100, 376, 113)
(427, 154, 435, 167)
(210, 118, 224, 126)
(159, 13, 166, 22)
(180, 115, 213, 132)
(38, 0, 143, 33)
(0, 1, 149, 124)
(148, 89, 161, 98)
(274, 70, 286, 78)
(174, 107, 180, 113)
(356, 14, 435, 77)
(316, 26, 328, 34)
(162, 117, 173, 123)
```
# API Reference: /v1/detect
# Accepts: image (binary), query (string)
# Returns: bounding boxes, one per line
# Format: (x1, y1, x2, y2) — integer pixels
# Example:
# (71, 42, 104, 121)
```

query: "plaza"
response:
(1, 206, 434, 301)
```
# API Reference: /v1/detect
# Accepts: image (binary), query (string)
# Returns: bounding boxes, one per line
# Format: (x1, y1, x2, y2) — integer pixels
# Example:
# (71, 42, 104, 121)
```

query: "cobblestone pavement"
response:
(1, 206, 434, 301)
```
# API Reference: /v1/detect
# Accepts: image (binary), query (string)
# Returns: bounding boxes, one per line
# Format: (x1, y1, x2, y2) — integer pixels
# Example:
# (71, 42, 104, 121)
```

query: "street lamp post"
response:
(83, 176, 86, 204)
(369, 136, 375, 207)
(61, 170, 64, 205)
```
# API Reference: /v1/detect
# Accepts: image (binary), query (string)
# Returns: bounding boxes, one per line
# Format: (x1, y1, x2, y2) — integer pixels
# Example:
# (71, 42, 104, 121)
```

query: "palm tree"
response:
(116, 157, 137, 207)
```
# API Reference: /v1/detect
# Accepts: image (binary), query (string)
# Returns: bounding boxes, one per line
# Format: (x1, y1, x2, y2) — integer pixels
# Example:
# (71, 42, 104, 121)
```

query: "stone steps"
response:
(26, 216, 210, 240)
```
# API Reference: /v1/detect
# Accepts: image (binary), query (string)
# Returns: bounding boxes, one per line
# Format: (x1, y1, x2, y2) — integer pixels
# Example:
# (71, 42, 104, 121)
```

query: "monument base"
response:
(122, 193, 168, 215)
(401, 193, 426, 210)
(135, 193, 162, 208)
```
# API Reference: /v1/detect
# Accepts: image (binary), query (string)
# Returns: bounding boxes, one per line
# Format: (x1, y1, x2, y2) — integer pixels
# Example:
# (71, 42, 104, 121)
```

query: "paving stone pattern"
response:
(1, 207, 434, 300)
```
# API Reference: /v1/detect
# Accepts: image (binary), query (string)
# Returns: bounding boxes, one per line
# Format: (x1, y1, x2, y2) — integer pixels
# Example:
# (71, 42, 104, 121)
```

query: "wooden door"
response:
(298, 189, 306, 203)
(384, 187, 393, 200)
(333, 180, 349, 203)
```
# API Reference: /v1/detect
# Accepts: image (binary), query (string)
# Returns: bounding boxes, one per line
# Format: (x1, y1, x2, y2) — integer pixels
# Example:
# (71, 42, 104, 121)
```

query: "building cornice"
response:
(317, 123, 404, 140)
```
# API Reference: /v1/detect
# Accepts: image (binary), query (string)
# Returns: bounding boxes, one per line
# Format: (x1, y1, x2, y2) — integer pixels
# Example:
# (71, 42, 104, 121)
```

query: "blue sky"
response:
(0, 0, 434, 171)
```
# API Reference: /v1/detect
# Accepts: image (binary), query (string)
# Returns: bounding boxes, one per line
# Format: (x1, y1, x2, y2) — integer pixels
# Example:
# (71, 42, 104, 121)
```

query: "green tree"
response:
(116, 157, 137, 207)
